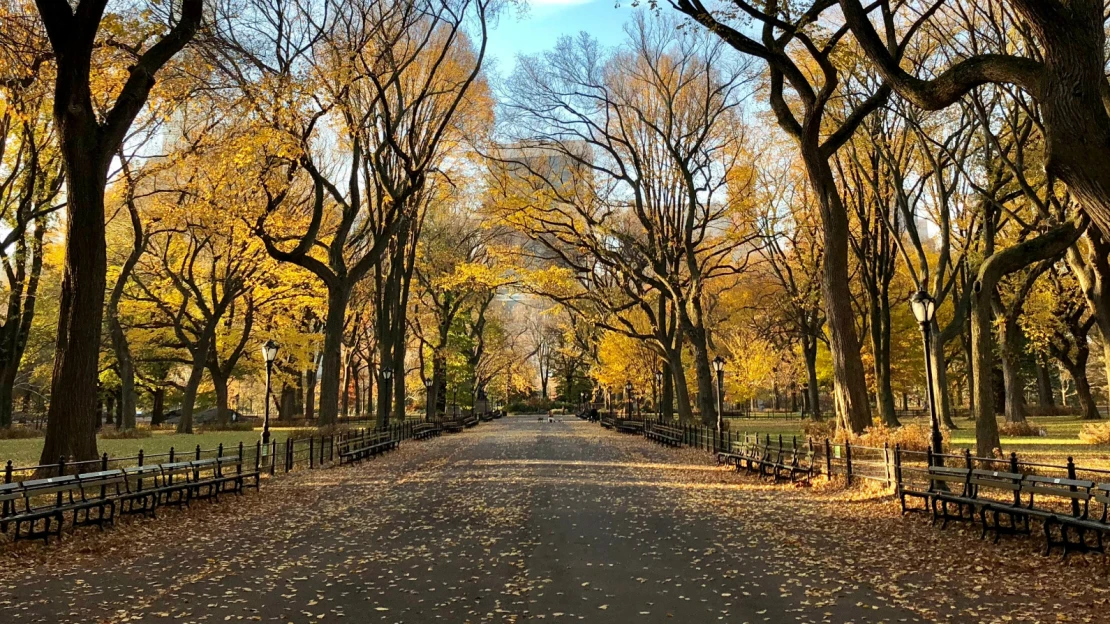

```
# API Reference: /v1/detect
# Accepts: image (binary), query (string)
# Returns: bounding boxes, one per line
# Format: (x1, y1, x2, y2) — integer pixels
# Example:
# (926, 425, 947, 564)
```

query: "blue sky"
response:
(486, 0, 639, 74)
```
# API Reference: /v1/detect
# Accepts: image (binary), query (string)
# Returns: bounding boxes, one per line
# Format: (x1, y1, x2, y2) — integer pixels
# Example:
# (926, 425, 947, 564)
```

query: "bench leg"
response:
(1043, 518, 1057, 556)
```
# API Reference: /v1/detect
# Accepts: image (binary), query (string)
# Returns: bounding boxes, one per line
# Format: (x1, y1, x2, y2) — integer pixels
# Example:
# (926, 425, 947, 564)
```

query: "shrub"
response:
(799, 419, 952, 453)
(99, 427, 153, 439)
(802, 420, 832, 441)
(997, 421, 1047, 437)
(1079, 422, 1110, 446)
(855, 421, 949, 453)
(0, 426, 44, 440)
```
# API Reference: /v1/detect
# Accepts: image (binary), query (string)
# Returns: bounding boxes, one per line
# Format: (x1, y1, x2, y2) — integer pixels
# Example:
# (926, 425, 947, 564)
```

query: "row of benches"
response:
(900, 462, 1110, 557)
(716, 436, 817, 484)
(0, 455, 259, 543)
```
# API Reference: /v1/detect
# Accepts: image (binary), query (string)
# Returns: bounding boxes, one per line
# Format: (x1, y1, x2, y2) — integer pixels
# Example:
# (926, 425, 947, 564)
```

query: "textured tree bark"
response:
(304, 366, 317, 421)
(0, 363, 17, 429)
(999, 318, 1027, 423)
(211, 369, 230, 426)
(808, 158, 873, 434)
(151, 388, 164, 426)
(1034, 357, 1055, 408)
(802, 334, 821, 421)
(928, 327, 956, 429)
(41, 158, 108, 461)
(868, 296, 899, 427)
(109, 316, 137, 430)
(318, 285, 348, 426)
(176, 331, 214, 434)
(666, 347, 694, 422)
(1054, 339, 1100, 421)
(677, 314, 716, 426)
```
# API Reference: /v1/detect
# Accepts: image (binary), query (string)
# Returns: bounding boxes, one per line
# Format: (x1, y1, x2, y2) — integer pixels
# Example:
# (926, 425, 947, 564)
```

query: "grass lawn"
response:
(723, 413, 1110, 468)
(0, 427, 316, 469)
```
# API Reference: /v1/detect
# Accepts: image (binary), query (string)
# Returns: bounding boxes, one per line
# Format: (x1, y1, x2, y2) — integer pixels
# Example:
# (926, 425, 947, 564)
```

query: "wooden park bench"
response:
(600, 417, 615, 430)
(1017, 474, 1099, 557)
(770, 438, 817, 484)
(1043, 482, 1110, 558)
(615, 419, 644, 435)
(739, 437, 772, 476)
(338, 431, 397, 464)
(716, 440, 746, 467)
(0, 471, 127, 543)
(645, 422, 683, 447)
(413, 422, 440, 440)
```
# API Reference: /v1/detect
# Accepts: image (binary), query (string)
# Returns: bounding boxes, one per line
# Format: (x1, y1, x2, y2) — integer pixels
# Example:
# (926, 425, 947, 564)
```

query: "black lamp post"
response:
(424, 378, 433, 421)
(261, 339, 279, 454)
(624, 381, 633, 419)
(712, 355, 725, 434)
(381, 367, 393, 425)
(911, 289, 943, 462)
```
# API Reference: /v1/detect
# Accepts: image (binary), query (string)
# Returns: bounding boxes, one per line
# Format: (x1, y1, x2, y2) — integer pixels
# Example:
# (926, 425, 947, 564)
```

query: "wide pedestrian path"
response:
(0, 416, 1091, 622)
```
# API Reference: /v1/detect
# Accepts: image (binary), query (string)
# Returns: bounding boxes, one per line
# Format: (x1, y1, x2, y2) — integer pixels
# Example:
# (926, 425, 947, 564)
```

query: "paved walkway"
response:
(0, 417, 1094, 623)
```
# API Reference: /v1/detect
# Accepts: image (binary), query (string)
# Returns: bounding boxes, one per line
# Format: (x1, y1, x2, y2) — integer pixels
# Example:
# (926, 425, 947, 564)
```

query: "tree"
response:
(209, 0, 492, 427)
(0, 17, 62, 427)
(34, 0, 202, 462)
(669, 0, 889, 433)
(1024, 267, 1101, 421)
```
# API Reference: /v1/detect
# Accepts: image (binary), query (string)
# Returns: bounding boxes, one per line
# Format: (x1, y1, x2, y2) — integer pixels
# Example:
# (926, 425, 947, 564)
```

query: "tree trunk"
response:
(352, 364, 362, 420)
(430, 353, 446, 419)
(0, 361, 16, 428)
(211, 368, 230, 427)
(661, 360, 674, 420)
(971, 285, 1002, 455)
(112, 317, 138, 430)
(999, 317, 1027, 423)
(929, 324, 956, 429)
(666, 347, 694, 422)
(969, 222, 1079, 455)
(868, 297, 899, 427)
(304, 365, 317, 421)
(341, 362, 351, 421)
(392, 333, 406, 423)
(40, 157, 108, 462)
(675, 302, 716, 426)
(280, 384, 296, 420)
(177, 339, 210, 434)
(317, 285, 347, 427)
(151, 388, 165, 426)
(1073, 371, 1101, 421)
(807, 158, 872, 433)
(802, 334, 821, 421)
(1035, 356, 1055, 408)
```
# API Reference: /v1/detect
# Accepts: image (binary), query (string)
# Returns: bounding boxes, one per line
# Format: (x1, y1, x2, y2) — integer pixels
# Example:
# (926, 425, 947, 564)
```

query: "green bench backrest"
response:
(21, 475, 79, 495)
